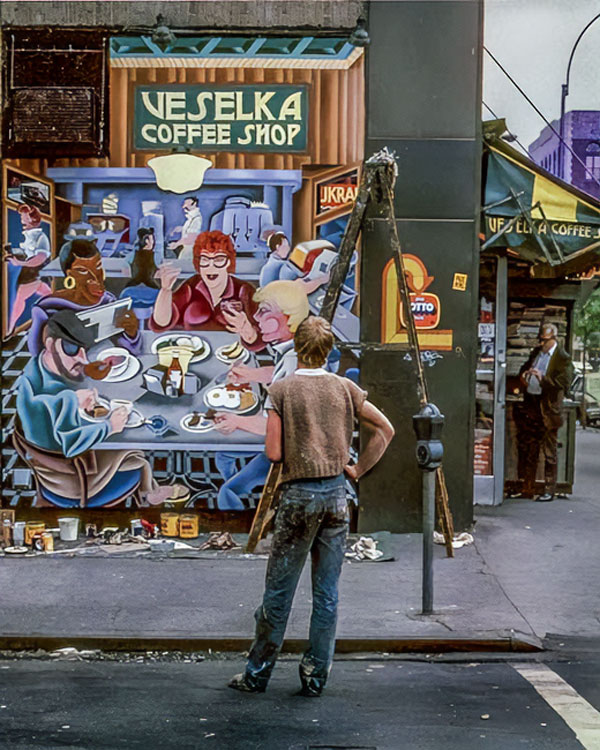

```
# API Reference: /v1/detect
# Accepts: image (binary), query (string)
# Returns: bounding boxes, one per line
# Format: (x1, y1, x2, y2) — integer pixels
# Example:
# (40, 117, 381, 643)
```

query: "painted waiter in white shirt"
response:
(5, 204, 52, 335)
(169, 196, 203, 261)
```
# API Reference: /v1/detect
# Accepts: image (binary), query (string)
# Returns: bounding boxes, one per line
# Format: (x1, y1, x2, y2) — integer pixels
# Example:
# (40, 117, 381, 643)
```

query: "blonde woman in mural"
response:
(5, 204, 52, 336)
(213, 280, 309, 510)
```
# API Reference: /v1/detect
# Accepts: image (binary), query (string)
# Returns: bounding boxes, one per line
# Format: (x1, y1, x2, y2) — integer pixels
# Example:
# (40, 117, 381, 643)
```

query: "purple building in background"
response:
(528, 110, 600, 200)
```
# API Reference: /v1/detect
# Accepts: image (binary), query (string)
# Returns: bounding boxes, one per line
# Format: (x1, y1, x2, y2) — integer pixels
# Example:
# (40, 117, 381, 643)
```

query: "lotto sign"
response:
(399, 292, 441, 330)
(134, 85, 308, 152)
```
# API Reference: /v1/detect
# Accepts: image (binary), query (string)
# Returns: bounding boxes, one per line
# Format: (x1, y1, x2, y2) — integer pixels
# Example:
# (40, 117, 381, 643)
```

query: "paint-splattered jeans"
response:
(244, 474, 349, 692)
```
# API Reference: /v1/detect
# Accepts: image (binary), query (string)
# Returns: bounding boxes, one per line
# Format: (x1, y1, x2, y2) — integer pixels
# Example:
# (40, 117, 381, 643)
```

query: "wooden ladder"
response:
(246, 149, 454, 557)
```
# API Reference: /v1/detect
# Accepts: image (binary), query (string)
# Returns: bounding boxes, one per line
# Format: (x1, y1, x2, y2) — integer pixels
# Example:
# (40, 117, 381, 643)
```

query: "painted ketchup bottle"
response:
(165, 354, 183, 396)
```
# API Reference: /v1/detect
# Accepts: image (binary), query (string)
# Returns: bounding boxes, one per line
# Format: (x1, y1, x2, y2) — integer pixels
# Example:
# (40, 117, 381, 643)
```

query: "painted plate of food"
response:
(79, 397, 144, 428)
(87, 347, 141, 383)
(151, 334, 210, 363)
(203, 383, 258, 414)
(180, 411, 216, 433)
(214, 340, 250, 365)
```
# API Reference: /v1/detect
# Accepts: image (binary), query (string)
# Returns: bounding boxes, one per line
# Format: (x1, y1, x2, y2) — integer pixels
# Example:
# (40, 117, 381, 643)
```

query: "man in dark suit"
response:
(514, 323, 573, 502)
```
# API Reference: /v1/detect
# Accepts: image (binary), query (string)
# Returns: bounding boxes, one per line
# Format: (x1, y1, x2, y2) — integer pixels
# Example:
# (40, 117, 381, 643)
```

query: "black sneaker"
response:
(228, 673, 266, 693)
(535, 493, 555, 502)
(297, 664, 325, 697)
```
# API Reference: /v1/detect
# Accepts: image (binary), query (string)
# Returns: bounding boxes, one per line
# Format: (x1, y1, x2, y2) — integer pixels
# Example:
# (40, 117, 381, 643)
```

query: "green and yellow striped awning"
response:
(483, 127, 600, 272)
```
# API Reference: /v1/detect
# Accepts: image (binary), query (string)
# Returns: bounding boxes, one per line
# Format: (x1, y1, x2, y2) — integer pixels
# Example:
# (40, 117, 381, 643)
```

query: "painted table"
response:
(82, 330, 266, 500)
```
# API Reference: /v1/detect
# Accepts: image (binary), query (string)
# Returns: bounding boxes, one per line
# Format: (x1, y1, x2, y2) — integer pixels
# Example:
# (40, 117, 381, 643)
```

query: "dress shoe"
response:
(228, 673, 266, 693)
(535, 493, 555, 502)
(508, 488, 535, 499)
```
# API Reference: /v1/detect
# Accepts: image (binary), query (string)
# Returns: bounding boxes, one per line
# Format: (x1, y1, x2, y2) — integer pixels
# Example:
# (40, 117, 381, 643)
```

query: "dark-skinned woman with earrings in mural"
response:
(28, 238, 141, 356)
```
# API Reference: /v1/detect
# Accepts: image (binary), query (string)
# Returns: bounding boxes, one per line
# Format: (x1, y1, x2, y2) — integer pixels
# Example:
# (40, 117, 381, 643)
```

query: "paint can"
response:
(58, 517, 79, 542)
(130, 519, 143, 537)
(33, 534, 45, 552)
(179, 514, 199, 539)
(25, 522, 45, 546)
(42, 532, 54, 552)
(13, 522, 26, 546)
(160, 513, 179, 537)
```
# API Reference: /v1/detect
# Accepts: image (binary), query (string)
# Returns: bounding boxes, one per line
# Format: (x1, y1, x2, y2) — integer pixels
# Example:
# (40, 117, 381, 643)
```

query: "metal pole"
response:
(559, 84, 567, 180)
(559, 13, 600, 180)
(421, 469, 435, 615)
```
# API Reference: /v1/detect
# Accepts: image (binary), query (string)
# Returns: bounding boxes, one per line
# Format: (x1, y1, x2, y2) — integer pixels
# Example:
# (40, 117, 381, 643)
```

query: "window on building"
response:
(585, 142, 600, 181)
(2, 28, 109, 158)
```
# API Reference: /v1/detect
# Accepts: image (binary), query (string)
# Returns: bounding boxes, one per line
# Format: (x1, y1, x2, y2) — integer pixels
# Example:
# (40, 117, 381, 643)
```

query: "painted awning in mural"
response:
(110, 35, 363, 69)
(482, 120, 600, 275)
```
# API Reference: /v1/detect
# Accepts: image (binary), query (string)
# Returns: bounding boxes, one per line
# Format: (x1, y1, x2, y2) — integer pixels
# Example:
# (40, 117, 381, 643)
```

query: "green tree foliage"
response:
(574, 290, 600, 350)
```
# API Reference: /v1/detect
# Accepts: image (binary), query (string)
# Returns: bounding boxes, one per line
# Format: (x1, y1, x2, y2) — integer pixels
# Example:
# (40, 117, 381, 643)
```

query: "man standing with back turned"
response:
(515, 322, 573, 502)
(228, 316, 394, 697)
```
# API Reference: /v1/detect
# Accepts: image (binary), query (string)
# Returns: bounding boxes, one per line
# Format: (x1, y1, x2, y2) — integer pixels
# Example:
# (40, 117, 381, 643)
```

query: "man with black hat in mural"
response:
(513, 322, 573, 503)
(16, 309, 185, 506)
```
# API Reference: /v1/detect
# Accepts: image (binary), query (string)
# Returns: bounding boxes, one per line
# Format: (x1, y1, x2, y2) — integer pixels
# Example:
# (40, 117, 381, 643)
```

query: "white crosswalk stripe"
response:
(513, 663, 600, 750)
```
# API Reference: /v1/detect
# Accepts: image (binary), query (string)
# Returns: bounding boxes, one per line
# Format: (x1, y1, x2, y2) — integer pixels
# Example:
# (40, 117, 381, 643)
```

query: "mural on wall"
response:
(0, 36, 364, 514)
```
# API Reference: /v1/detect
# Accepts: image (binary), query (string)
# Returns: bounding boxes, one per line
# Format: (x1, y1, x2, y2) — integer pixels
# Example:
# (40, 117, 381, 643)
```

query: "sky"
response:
(483, 0, 600, 153)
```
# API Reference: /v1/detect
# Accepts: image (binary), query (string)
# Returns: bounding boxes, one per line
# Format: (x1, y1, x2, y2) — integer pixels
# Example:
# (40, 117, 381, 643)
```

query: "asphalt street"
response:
(1, 648, 599, 750)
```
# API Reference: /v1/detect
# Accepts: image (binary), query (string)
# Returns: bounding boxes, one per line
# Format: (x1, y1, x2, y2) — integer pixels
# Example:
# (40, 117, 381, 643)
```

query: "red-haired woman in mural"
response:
(5, 204, 52, 335)
(151, 229, 263, 349)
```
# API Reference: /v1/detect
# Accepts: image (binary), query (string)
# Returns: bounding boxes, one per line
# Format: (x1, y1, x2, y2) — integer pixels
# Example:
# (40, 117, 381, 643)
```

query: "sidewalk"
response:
(1, 429, 598, 652)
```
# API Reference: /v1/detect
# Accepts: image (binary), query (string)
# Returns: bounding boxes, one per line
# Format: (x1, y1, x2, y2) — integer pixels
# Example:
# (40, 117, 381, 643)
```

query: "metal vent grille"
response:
(12, 88, 94, 143)
(3, 29, 109, 157)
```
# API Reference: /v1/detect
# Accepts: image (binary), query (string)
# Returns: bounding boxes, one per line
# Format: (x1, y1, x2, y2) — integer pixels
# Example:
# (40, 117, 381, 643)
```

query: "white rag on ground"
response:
(433, 531, 474, 549)
(345, 536, 384, 561)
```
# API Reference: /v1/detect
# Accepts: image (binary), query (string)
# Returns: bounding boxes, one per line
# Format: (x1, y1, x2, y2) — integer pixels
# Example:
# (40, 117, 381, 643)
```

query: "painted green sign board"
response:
(134, 84, 308, 152)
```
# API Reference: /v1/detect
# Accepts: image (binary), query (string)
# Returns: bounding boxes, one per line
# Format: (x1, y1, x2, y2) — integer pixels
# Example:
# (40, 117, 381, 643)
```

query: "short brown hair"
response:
(294, 316, 334, 368)
(268, 231, 287, 253)
(18, 203, 42, 226)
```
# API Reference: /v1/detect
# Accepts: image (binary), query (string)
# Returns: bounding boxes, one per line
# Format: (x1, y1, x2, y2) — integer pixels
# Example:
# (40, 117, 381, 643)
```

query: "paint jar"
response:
(160, 513, 180, 537)
(13, 522, 26, 546)
(42, 532, 54, 552)
(179, 514, 199, 539)
(25, 522, 45, 546)
(130, 519, 143, 537)
(58, 517, 79, 542)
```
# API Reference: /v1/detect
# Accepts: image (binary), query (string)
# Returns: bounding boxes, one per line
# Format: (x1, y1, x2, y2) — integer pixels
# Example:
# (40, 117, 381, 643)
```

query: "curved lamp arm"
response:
(564, 12, 600, 94)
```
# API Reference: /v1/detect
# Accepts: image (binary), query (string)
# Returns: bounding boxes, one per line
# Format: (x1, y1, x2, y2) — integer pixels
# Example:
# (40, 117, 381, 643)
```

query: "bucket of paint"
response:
(160, 513, 179, 537)
(179, 514, 199, 539)
(58, 517, 79, 542)
(130, 519, 143, 537)
(25, 521, 45, 546)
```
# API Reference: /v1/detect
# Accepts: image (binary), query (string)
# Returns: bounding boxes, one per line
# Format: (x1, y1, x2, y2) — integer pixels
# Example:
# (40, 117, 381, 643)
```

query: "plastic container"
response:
(58, 517, 79, 542)
(13, 521, 26, 545)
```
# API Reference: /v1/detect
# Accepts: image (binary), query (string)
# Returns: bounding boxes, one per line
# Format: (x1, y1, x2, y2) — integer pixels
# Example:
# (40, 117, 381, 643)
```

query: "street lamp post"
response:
(558, 13, 600, 181)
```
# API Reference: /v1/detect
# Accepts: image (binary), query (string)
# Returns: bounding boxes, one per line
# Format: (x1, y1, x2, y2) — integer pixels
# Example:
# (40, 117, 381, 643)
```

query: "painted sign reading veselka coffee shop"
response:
(134, 85, 308, 151)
